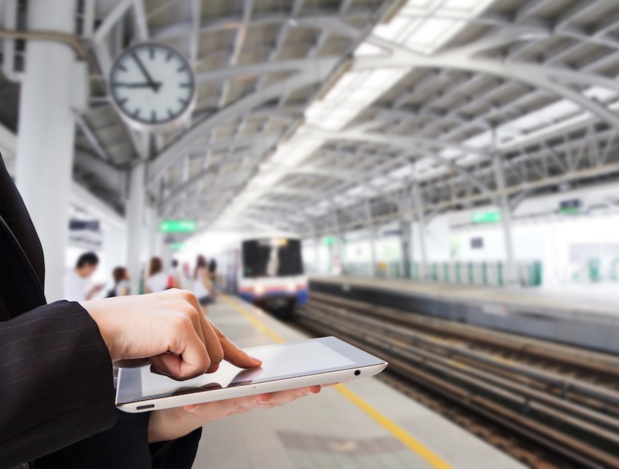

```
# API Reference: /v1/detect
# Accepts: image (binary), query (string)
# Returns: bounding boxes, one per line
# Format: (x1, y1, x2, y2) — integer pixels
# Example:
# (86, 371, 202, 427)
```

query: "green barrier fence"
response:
(341, 260, 544, 287)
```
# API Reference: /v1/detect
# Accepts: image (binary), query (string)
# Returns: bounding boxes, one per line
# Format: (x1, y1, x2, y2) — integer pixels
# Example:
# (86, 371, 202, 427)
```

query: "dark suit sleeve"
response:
(0, 300, 117, 468)
(32, 410, 202, 469)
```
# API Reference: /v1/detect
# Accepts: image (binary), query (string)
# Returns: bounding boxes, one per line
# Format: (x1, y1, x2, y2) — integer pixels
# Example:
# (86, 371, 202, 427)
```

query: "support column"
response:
(399, 218, 412, 279)
(146, 205, 161, 260)
(102, 225, 127, 285)
(368, 226, 377, 277)
(412, 182, 428, 281)
(332, 210, 345, 274)
(126, 163, 146, 294)
(364, 200, 377, 277)
(493, 152, 518, 286)
(314, 235, 320, 274)
(15, 0, 77, 301)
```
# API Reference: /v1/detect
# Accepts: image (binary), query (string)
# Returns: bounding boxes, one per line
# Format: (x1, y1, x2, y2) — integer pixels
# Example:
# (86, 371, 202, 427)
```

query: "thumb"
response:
(221, 338, 262, 369)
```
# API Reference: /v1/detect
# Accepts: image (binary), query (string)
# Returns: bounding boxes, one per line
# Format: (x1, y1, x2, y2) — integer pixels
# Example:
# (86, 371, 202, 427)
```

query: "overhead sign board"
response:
(321, 236, 336, 246)
(69, 220, 100, 232)
(559, 198, 581, 214)
(159, 219, 197, 233)
(471, 210, 501, 224)
(171, 242, 184, 251)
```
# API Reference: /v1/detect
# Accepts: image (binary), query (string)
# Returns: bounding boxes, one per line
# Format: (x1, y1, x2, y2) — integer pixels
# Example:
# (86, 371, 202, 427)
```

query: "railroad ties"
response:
(295, 292, 619, 469)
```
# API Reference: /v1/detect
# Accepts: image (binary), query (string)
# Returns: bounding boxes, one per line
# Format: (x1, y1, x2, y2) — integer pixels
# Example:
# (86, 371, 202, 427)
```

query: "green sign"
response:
(471, 210, 501, 224)
(159, 219, 197, 233)
(321, 236, 336, 246)
(171, 242, 184, 251)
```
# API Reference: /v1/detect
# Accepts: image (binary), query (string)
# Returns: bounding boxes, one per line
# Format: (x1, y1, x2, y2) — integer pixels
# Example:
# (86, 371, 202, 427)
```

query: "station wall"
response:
(304, 183, 619, 285)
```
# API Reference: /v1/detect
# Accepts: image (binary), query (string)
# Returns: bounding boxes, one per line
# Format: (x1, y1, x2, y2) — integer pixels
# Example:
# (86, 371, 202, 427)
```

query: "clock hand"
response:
(113, 82, 162, 88)
(130, 51, 160, 92)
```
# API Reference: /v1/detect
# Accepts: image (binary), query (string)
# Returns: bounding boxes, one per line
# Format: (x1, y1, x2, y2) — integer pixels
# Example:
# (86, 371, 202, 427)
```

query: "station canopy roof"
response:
(3, 0, 619, 236)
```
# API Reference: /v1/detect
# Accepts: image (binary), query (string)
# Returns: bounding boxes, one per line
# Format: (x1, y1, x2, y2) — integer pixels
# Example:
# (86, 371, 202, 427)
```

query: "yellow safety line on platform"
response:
(221, 296, 286, 343)
(221, 295, 453, 469)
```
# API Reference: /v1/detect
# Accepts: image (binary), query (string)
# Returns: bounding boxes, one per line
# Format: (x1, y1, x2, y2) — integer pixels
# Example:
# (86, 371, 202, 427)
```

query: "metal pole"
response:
(126, 163, 146, 294)
(15, 0, 77, 301)
(102, 226, 127, 287)
(369, 225, 377, 277)
(146, 205, 161, 259)
(399, 218, 412, 279)
(412, 182, 428, 281)
(493, 151, 518, 286)
(332, 209, 345, 274)
(314, 236, 320, 274)
(365, 200, 377, 277)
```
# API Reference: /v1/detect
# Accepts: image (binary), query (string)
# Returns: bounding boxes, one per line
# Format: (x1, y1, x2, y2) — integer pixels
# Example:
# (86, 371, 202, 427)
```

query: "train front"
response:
(238, 236, 308, 315)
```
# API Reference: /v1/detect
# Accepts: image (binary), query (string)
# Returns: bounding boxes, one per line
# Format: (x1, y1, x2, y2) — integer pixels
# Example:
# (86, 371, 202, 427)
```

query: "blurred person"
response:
(106, 266, 130, 297)
(193, 255, 213, 314)
(0, 154, 322, 468)
(145, 256, 168, 293)
(167, 259, 182, 289)
(208, 257, 218, 299)
(64, 252, 105, 301)
(182, 261, 191, 280)
(208, 258, 217, 276)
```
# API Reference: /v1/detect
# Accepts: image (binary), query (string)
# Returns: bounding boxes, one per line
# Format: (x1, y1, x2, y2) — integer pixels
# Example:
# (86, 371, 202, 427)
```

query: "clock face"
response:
(109, 43, 195, 127)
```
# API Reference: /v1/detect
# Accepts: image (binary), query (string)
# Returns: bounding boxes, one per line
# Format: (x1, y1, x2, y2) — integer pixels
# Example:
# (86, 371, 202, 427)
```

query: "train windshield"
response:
(242, 238, 303, 278)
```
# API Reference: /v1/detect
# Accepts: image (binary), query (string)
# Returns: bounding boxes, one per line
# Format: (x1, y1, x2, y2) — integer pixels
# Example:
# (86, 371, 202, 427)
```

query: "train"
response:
(221, 233, 308, 315)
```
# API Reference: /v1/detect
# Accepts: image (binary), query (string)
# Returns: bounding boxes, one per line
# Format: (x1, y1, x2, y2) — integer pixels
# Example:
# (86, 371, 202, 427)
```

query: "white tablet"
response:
(116, 336, 387, 413)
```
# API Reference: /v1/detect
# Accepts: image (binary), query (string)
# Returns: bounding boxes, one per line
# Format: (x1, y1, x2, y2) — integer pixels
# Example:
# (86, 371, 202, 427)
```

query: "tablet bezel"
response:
(116, 336, 387, 413)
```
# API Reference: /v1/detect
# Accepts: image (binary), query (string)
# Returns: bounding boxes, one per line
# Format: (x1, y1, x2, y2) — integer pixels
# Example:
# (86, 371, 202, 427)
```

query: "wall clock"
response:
(109, 43, 195, 129)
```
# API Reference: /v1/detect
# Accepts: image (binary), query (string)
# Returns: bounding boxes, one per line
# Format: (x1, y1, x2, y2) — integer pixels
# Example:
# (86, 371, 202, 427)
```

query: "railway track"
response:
(295, 292, 619, 469)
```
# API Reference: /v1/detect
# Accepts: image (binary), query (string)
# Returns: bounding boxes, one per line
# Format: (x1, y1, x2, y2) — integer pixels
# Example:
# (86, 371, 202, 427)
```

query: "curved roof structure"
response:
(3, 0, 619, 237)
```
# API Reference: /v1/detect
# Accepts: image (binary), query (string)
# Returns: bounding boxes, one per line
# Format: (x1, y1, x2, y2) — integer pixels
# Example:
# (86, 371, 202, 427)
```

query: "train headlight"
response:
(254, 284, 265, 295)
(286, 281, 296, 292)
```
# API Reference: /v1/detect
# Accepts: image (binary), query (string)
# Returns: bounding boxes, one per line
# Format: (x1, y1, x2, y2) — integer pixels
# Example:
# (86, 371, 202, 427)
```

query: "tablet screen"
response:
(117, 338, 359, 404)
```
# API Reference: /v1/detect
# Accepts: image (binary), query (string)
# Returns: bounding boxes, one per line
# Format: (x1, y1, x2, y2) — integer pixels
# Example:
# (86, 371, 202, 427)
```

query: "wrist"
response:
(149, 407, 202, 443)
(79, 299, 119, 361)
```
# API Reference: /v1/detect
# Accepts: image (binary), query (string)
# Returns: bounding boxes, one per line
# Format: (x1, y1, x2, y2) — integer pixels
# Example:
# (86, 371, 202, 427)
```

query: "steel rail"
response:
(295, 295, 619, 468)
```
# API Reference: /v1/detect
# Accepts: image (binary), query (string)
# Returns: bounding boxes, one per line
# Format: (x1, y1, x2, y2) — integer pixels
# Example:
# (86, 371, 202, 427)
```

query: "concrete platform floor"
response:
(192, 297, 526, 469)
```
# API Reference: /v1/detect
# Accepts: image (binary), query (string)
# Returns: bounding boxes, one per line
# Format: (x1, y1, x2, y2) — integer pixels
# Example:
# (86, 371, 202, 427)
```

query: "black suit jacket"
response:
(0, 155, 200, 468)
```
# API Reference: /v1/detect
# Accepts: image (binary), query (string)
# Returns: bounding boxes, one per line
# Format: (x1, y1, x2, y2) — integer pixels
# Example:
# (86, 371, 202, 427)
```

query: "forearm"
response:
(147, 387, 321, 444)
(0, 301, 116, 466)
(148, 408, 204, 443)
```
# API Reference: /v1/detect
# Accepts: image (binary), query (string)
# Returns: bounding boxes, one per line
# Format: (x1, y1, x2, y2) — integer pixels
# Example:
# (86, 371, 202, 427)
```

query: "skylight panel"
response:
(355, 42, 388, 57)
(389, 165, 413, 179)
(404, 17, 459, 53)
(506, 100, 581, 133)
(442, 0, 489, 12)
(373, 16, 423, 44)
(374, 0, 496, 55)
(584, 86, 618, 102)
(215, 0, 499, 227)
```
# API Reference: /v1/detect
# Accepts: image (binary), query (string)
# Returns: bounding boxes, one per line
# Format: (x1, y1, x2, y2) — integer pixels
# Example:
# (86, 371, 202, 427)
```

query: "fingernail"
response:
(251, 356, 263, 365)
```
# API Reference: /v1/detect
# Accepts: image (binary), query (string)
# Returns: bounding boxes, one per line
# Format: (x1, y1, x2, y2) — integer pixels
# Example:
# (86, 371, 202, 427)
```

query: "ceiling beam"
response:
(147, 57, 339, 185)
(152, 14, 363, 42)
(357, 34, 619, 129)
(195, 56, 337, 84)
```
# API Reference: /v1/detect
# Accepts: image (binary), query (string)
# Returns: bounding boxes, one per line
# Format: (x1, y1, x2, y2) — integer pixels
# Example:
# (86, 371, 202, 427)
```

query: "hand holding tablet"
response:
(148, 385, 323, 443)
